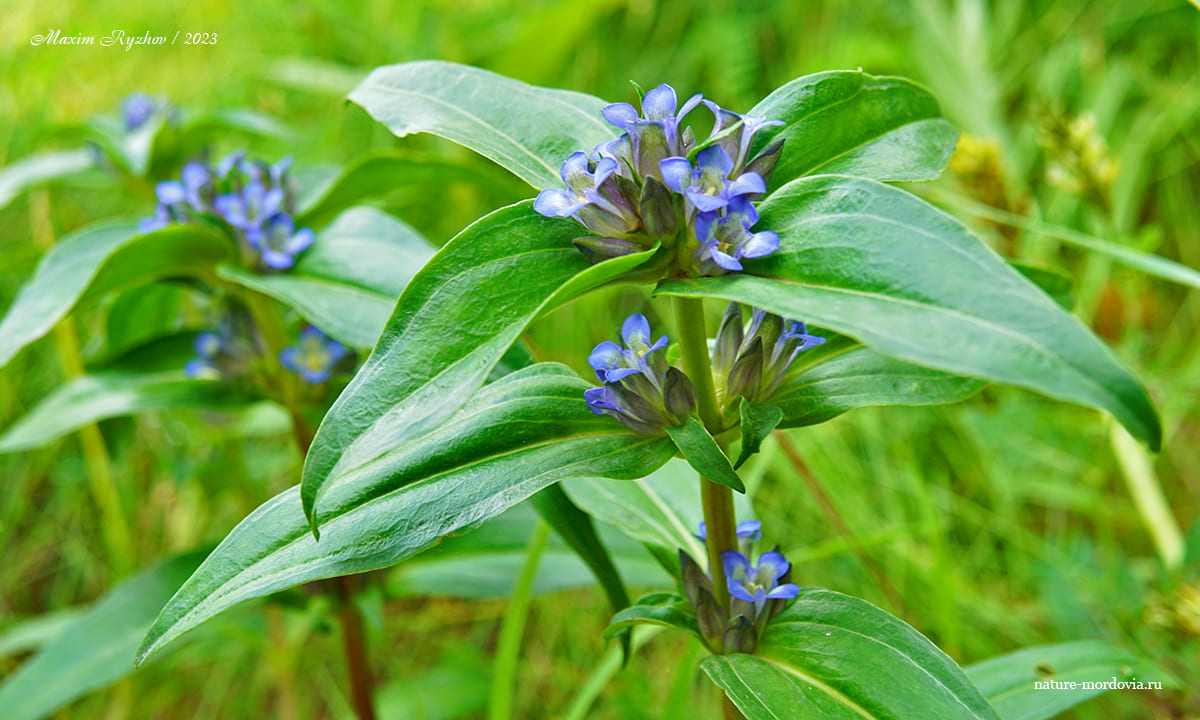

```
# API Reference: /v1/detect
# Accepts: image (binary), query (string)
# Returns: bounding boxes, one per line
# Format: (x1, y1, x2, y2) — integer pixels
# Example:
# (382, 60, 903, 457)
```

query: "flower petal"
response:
(533, 188, 587, 218)
(602, 102, 639, 129)
(738, 231, 778, 260)
(641, 84, 678, 121)
(658, 157, 693, 194)
(622, 314, 652, 345)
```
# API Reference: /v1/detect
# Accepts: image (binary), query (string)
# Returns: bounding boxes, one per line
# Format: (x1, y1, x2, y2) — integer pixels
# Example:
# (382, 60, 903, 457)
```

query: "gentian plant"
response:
(0, 62, 1177, 720)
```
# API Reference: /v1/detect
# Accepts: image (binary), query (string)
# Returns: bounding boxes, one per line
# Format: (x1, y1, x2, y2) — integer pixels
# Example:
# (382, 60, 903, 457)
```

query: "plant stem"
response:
(335, 575, 377, 720)
(489, 519, 551, 720)
(672, 296, 738, 615)
(289, 401, 375, 720)
(29, 191, 135, 576)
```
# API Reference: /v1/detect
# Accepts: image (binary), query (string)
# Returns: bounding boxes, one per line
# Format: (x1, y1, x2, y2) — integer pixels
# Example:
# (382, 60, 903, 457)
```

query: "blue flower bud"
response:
(712, 303, 826, 405)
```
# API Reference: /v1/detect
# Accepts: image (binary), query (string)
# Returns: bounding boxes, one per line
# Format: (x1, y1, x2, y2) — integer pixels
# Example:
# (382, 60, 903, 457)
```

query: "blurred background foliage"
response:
(1, 0, 1197, 718)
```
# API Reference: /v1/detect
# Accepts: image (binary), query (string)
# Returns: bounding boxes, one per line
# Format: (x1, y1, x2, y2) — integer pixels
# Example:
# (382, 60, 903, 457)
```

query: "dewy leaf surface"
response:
(301, 201, 657, 527)
(657, 175, 1160, 449)
(138, 364, 674, 664)
(348, 60, 616, 189)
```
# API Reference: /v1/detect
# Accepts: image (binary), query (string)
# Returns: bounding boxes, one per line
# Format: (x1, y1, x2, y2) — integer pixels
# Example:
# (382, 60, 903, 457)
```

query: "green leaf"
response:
(0, 221, 234, 370)
(102, 283, 197, 358)
(348, 60, 616, 189)
(301, 201, 657, 528)
(387, 501, 667, 599)
(0, 333, 256, 453)
(295, 150, 514, 228)
(531, 483, 634, 661)
(771, 345, 986, 429)
(0, 550, 210, 720)
(137, 364, 675, 664)
(701, 588, 1002, 720)
(656, 175, 1161, 450)
(219, 207, 436, 348)
(603, 597, 699, 640)
(749, 71, 959, 188)
(665, 416, 745, 493)
(560, 459, 755, 573)
(965, 640, 1178, 720)
(0, 609, 86, 661)
(734, 401, 783, 469)
(0, 149, 95, 210)
(922, 187, 1200, 293)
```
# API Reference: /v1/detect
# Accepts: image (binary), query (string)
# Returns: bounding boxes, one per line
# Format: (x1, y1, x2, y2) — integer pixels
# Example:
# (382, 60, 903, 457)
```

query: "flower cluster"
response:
(681, 521, 798, 654)
(534, 84, 785, 275)
(139, 151, 314, 271)
(280, 326, 348, 384)
(712, 302, 825, 411)
(584, 314, 697, 435)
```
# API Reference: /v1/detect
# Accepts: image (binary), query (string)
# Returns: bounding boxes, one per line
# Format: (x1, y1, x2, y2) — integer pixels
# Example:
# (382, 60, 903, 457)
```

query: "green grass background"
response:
(1, 0, 1198, 718)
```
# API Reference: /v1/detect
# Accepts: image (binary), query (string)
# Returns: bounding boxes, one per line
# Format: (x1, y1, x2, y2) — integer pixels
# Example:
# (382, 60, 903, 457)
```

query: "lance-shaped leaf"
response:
(348, 60, 616, 189)
(657, 175, 1161, 450)
(219, 207, 436, 348)
(665, 416, 745, 493)
(965, 641, 1178, 720)
(0, 333, 256, 453)
(137, 364, 675, 664)
(0, 149, 96, 211)
(530, 484, 632, 620)
(734, 401, 783, 469)
(0, 550, 210, 720)
(301, 201, 657, 529)
(749, 70, 959, 188)
(295, 150, 516, 228)
(387, 501, 666, 599)
(701, 588, 1002, 720)
(0, 221, 234, 370)
(603, 593, 700, 640)
(771, 345, 986, 429)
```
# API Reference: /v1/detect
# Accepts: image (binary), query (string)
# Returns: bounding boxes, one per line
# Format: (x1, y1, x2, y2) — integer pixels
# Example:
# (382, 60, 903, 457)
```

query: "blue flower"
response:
(154, 162, 211, 212)
(659, 146, 765, 213)
(587, 314, 669, 383)
(253, 214, 314, 270)
(601, 84, 703, 179)
(538, 83, 786, 278)
(215, 180, 285, 234)
(122, 93, 160, 131)
(280, 327, 348, 384)
(533, 151, 640, 237)
(184, 331, 225, 379)
(585, 314, 696, 434)
(723, 549, 800, 618)
(692, 196, 778, 273)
